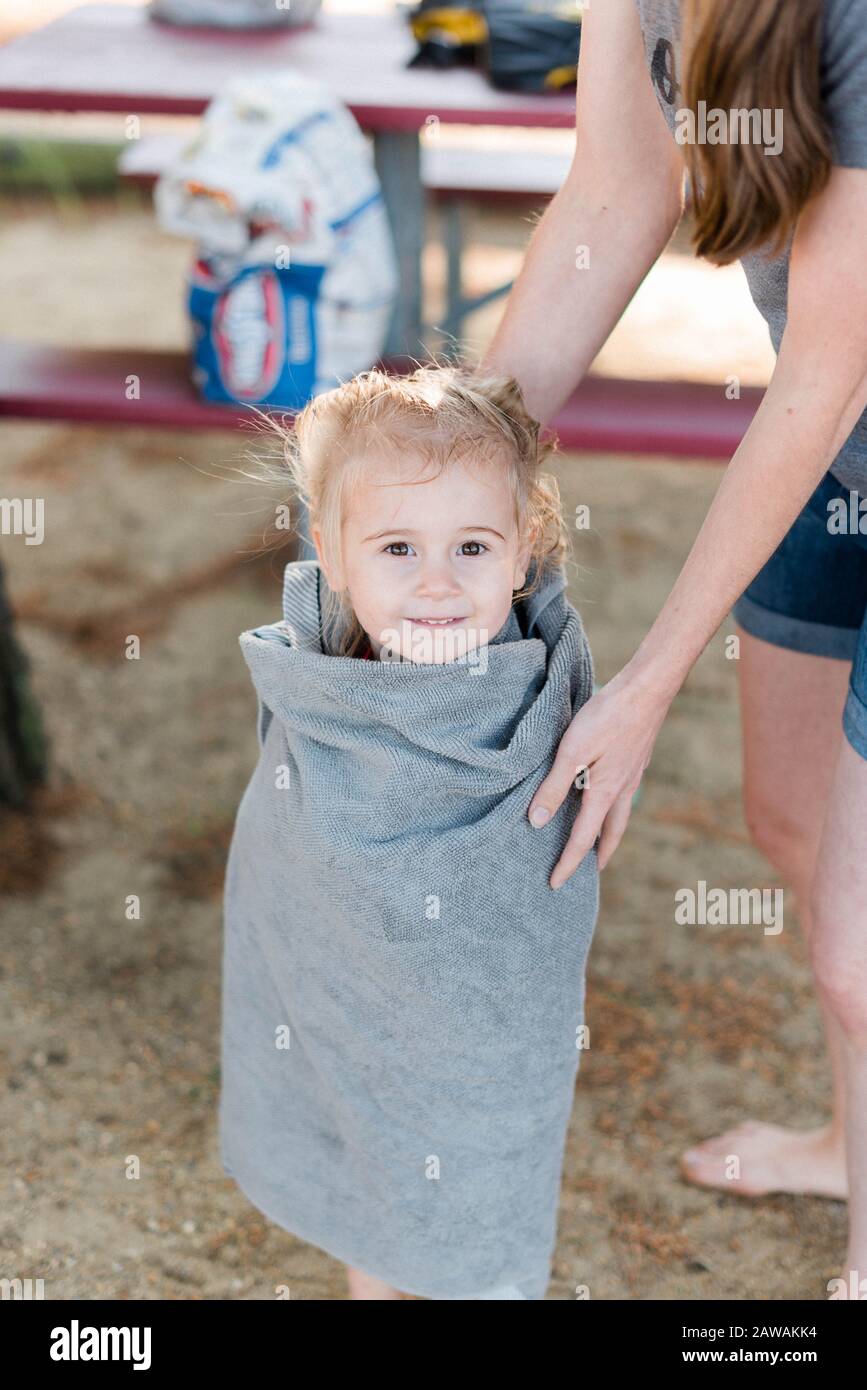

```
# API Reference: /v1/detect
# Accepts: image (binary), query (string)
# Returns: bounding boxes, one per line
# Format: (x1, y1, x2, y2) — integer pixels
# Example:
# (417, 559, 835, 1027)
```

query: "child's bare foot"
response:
(346, 1265, 405, 1300)
(680, 1120, 847, 1199)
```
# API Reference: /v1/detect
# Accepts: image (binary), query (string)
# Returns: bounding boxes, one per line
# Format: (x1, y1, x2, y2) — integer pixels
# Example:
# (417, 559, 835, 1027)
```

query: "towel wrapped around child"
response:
(219, 555, 600, 1299)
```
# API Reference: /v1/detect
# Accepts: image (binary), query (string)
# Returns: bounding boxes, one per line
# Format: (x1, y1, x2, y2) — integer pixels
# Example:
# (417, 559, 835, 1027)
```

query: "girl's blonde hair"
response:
(250, 363, 572, 657)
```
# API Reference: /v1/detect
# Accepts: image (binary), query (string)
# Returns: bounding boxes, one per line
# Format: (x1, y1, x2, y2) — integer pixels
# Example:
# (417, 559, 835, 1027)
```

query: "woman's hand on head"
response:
(529, 662, 673, 886)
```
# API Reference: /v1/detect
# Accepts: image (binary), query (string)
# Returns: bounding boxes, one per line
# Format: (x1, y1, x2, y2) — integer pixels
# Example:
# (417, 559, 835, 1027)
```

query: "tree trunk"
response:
(0, 557, 48, 807)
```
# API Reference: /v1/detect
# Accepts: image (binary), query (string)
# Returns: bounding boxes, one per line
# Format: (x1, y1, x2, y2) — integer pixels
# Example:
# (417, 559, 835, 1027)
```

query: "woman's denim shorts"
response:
(732, 467, 867, 761)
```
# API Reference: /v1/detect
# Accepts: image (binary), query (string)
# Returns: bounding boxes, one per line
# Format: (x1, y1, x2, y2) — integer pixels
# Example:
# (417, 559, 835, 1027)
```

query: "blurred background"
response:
(1, 0, 839, 1301)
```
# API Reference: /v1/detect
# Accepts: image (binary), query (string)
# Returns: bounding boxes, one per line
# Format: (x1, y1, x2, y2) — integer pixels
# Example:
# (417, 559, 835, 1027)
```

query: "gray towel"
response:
(219, 556, 600, 1299)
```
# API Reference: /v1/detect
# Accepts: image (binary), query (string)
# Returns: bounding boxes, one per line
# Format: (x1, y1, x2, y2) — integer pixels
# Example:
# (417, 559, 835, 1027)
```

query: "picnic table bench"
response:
(0, 3, 760, 456)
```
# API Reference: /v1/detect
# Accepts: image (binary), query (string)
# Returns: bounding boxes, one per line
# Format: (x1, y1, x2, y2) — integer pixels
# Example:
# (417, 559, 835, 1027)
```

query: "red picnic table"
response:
(0, 3, 760, 455)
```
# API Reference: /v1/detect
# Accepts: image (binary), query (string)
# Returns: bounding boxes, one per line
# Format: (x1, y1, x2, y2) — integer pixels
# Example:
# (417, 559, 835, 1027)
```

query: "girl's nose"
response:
(415, 558, 462, 594)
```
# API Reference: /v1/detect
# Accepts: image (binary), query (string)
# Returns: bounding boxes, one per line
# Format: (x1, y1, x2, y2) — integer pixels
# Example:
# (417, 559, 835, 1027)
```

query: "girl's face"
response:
(313, 451, 533, 664)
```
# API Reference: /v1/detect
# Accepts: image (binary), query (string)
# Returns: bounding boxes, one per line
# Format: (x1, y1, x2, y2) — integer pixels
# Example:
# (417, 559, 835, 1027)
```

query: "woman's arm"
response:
(530, 165, 867, 887)
(480, 0, 685, 423)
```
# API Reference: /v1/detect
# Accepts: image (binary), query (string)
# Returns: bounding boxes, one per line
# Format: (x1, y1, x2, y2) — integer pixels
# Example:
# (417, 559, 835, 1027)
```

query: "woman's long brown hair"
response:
(681, 0, 833, 264)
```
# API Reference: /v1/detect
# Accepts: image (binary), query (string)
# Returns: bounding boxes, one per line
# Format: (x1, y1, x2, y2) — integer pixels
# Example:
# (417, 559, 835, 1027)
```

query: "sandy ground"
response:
(0, 192, 845, 1301)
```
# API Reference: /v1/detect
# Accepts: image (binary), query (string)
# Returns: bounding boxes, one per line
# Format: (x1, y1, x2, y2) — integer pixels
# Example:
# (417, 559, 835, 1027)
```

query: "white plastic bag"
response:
(154, 72, 399, 407)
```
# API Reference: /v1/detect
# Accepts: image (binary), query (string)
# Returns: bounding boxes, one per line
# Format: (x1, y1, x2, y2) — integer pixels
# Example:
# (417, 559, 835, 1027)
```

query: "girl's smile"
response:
(405, 615, 466, 626)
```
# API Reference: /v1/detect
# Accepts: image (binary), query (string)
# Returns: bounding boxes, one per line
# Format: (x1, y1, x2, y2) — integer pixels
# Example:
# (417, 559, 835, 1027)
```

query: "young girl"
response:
(219, 364, 600, 1300)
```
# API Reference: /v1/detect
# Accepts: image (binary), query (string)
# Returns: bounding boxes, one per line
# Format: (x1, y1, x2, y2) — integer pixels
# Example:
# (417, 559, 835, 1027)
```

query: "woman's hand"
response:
(529, 660, 675, 886)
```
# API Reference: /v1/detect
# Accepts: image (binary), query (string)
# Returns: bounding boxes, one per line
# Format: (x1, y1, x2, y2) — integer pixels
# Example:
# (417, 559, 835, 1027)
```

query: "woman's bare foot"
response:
(680, 1120, 848, 1199)
(346, 1265, 405, 1300)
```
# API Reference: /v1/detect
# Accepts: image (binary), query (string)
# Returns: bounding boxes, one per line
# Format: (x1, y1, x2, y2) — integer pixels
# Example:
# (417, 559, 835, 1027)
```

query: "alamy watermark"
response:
(50, 1320, 151, 1369)
(827, 1270, 867, 1300)
(0, 497, 44, 545)
(827, 489, 867, 535)
(1, 1276, 45, 1299)
(675, 103, 783, 157)
(377, 624, 490, 671)
(675, 880, 783, 935)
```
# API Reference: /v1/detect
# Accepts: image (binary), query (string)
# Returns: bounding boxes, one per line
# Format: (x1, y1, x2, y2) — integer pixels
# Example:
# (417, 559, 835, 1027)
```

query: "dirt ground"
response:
(0, 192, 845, 1300)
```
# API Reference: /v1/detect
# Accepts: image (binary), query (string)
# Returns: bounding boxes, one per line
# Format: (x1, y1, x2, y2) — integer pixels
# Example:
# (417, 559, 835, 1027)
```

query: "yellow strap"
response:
(410, 9, 488, 45)
(544, 64, 578, 89)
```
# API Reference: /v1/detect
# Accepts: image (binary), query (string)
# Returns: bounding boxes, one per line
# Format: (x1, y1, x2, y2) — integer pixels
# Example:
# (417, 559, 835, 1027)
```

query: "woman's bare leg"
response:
(809, 736, 867, 1282)
(345, 1265, 405, 1300)
(681, 627, 849, 1197)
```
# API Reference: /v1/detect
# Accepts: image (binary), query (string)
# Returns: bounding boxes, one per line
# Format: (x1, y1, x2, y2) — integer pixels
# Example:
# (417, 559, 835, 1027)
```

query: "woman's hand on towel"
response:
(528, 662, 672, 885)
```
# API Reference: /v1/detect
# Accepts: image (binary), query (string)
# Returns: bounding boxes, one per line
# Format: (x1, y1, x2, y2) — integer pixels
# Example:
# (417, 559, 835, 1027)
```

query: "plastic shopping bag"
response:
(154, 72, 399, 409)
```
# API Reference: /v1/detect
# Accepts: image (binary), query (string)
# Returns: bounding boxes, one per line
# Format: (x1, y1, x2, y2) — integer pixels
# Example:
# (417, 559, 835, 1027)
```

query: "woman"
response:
(481, 0, 867, 1292)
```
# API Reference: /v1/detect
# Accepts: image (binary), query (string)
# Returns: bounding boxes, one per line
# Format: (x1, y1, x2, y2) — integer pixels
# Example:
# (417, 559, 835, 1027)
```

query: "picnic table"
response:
(0, 4, 576, 347)
(0, 3, 761, 455)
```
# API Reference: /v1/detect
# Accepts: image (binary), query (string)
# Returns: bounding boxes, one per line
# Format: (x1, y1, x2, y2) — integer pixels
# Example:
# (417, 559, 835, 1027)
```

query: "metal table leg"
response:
(374, 129, 426, 358)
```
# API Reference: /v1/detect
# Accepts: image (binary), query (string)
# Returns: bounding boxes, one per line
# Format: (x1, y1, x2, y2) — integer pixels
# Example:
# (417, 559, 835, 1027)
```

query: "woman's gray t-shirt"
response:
(634, 0, 867, 490)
